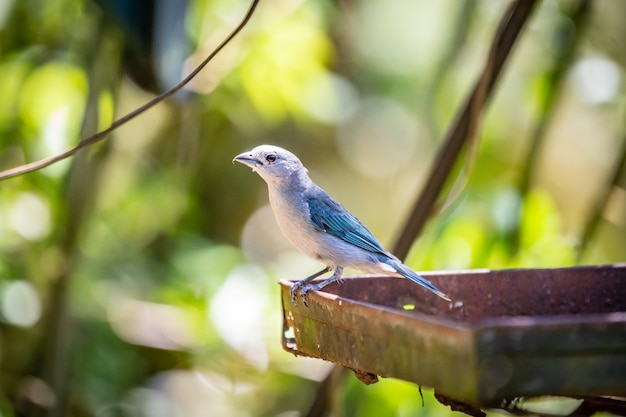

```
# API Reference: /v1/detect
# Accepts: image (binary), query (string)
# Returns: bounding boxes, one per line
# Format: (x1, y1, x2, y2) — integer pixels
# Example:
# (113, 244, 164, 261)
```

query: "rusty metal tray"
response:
(280, 264, 626, 407)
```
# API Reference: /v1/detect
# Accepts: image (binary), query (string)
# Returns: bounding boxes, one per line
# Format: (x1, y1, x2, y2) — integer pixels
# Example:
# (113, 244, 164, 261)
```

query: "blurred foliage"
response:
(0, 0, 625, 416)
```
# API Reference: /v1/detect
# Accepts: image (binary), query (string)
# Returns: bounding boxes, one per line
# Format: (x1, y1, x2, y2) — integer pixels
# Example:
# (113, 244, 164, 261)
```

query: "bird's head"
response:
(233, 145, 308, 185)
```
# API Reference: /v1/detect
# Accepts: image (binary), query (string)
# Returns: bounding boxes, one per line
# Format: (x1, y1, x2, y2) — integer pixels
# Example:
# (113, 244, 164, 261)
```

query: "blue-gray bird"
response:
(233, 145, 450, 303)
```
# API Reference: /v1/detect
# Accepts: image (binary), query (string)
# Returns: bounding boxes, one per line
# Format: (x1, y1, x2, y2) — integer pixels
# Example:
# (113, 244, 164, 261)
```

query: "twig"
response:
(422, 1, 477, 140)
(512, 0, 590, 254)
(304, 2, 539, 417)
(394, 0, 538, 258)
(577, 135, 626, 261)
(39, 17, 116, 417)
(0, 0, 261, 181)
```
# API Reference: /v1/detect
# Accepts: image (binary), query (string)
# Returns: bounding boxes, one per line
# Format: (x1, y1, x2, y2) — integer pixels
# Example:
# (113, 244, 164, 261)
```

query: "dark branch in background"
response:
(419, 1, 479, 217)
(303, 365, 347, 417)
(512, 0, 591, 254)
(422, 0, 477, 140)
(577, 135, 626, 262)
(305, 2, 540, 417)
(18, 2, 259, 416)
(38, 21, 118, 416)
(393, 0, 538, 259)
(0, 0, 261, 181)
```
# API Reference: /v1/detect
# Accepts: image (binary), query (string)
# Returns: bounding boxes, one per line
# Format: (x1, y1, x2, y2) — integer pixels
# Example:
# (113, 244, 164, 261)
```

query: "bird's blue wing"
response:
(306, 191, 387, 255)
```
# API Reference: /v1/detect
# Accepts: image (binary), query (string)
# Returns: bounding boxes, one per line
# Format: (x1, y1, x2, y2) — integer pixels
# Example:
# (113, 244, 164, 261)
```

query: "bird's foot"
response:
(289, 267, 341, 306)
(289, 282, 320, 306)
(289, 281, 304, 303)
(299, 283, 324, 306)
(289, 267, 332, 305)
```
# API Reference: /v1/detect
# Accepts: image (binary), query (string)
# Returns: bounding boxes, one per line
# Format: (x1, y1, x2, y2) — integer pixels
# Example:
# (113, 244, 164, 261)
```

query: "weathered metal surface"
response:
(280, 264, 626, 406)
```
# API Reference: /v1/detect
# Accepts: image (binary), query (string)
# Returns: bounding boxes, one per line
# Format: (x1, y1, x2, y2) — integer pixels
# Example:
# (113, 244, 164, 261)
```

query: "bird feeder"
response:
(280, 264, 626, 414)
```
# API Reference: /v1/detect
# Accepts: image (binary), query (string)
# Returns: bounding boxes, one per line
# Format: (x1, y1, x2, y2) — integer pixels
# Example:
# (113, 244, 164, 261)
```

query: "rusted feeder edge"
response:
(281, 281, 482, 402)
(280, 265, 626, 406)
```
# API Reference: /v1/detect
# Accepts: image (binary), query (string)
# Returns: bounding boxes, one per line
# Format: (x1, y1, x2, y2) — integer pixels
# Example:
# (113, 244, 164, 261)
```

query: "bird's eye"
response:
(266, 154, 277, 163)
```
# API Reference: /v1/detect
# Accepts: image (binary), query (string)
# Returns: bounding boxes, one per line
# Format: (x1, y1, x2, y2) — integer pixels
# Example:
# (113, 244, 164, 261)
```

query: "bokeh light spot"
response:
(570, 57, 621, 104)
(337, 97, 421, 178)
(8, 192, 51, 241)
(1, 280, 41, 327)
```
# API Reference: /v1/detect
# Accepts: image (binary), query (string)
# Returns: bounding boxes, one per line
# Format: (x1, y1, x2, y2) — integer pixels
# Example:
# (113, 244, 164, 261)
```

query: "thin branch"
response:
(512, 0, 591, 254)
(0, 0, 261, 181)
(577, 135, 626, 262)
(304, 2, 539, 417)
(393, 0, 538, 259)
(433, 1, 493, 217)
(422, 0, 477, 140)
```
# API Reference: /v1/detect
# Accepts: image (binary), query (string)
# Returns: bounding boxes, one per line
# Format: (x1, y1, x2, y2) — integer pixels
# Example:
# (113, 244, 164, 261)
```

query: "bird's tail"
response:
(389, 260, 451, 302)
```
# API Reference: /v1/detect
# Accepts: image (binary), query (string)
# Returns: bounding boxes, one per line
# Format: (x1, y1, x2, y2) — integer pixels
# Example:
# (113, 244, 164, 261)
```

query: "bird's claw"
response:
(289, 284, 300, 303)
(290, 282, 321, 306)
(299, 285, 319, 306)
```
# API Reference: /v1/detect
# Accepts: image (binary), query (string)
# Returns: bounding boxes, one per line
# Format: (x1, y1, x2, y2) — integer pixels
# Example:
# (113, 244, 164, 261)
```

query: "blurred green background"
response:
(0, 0, 624, 416)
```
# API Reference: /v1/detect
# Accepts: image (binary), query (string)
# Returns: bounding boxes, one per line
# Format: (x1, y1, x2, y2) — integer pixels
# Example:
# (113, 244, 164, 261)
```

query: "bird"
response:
(233, 145, 451, 304)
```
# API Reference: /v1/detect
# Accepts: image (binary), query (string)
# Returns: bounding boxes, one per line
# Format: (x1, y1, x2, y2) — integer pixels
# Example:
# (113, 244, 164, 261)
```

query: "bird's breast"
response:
(268, 188, 329, 259)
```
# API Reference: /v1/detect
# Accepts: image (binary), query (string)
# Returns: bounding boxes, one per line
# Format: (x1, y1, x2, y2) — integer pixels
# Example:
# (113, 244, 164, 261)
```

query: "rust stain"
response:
(281, 265, 626, 406)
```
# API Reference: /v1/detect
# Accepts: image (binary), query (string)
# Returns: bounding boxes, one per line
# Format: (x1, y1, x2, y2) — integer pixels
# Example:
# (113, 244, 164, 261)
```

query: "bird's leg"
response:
(290, 266, 331, 302)
(300, 267, 344, 305)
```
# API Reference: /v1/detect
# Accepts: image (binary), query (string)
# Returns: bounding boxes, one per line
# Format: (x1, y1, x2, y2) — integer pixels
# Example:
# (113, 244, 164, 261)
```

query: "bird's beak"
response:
(233, 152, 260, 169)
